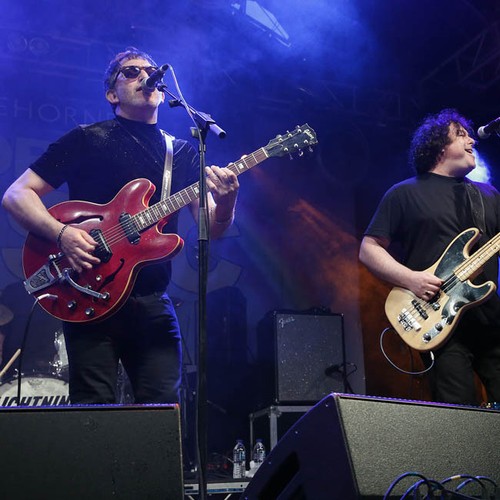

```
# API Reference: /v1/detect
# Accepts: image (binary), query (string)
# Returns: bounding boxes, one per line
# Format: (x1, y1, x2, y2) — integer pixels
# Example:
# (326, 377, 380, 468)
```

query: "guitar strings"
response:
(437, 234, 500, 298)
(50, 148, 266, 267)
(100, 149, 265, 248)
(405, 234, 500, 318)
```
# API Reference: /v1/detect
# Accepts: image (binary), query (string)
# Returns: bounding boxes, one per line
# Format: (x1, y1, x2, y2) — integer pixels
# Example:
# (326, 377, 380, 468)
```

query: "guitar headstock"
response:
(265, 124, 318, 158)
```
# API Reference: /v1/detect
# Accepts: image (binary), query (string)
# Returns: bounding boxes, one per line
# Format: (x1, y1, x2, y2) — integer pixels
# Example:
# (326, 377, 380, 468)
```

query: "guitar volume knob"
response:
(67, 300, 77, 310)
(85, 307, 95, 317)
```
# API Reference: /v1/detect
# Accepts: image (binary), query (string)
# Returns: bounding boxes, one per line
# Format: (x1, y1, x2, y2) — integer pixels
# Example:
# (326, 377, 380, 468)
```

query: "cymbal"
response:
(0, 304, 13, 326)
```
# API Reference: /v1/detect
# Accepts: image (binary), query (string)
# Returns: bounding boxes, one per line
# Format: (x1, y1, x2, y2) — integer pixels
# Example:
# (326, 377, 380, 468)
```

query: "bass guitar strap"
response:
(465, 180, 486, 234)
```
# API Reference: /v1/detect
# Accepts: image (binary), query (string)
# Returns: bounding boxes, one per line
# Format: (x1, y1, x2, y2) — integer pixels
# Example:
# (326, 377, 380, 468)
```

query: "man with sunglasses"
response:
(2, 47, 239, 405)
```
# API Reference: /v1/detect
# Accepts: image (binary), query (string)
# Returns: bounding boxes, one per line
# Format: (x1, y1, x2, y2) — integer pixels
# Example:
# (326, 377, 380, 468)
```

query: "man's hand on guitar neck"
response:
(58, 224, 100, 273)
(205, 165, 239, 217)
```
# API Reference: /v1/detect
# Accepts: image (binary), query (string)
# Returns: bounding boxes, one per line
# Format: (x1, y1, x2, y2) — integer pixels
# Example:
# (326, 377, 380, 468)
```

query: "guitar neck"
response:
(132, 147, 268, 231)
(455, 232, 500, 280)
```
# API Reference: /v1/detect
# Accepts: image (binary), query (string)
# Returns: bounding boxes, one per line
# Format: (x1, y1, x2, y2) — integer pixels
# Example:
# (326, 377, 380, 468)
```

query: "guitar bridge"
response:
(24, 253, 64, 294)
(24, 253, 109, 302)
(397, 308, 422, 332)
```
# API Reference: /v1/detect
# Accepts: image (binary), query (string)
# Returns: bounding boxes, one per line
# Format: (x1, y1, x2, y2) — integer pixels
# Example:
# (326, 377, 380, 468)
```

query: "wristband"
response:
(56, 224, 69, 248)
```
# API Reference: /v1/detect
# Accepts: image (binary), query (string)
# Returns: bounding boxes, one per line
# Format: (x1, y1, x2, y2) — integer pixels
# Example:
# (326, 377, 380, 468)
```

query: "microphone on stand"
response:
(141, 64, 170, 92)
(477, 117, 500, 139)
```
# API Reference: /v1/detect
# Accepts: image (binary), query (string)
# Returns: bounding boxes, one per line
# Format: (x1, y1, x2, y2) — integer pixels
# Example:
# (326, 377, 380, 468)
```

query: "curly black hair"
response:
(409, 109, 474, 174)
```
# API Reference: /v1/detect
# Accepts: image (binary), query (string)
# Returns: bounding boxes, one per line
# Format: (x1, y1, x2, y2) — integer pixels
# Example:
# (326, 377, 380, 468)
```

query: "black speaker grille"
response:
(243, 394, 500, 499)
(337, 396, 500, 497)
(257, 311, 345, 405)
(0, 404, 183, 499)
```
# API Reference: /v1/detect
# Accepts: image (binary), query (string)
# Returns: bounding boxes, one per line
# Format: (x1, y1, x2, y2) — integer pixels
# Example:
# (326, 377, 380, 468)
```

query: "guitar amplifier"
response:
(256, 310, 345, 406)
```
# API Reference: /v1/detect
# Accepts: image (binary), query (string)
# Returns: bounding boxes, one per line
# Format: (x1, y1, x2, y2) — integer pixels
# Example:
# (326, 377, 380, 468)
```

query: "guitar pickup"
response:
(89, 229, 112, 263)
(411, 299, 429, 320)
(119, 212, 140, 245)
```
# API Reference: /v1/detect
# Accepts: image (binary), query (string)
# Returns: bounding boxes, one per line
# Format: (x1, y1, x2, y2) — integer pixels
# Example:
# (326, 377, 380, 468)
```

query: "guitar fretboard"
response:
(132, 147, 269, 231)
(455, 231, 500, 280)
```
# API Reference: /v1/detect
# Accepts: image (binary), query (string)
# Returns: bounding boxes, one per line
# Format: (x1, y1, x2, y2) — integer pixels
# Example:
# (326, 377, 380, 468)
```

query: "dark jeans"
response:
(63, 291, 181, 405)
(427, 319, 500, 405)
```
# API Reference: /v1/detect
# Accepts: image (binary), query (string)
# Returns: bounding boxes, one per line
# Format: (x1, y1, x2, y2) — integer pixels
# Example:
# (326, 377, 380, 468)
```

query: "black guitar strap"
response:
(465, 180, 486, 234)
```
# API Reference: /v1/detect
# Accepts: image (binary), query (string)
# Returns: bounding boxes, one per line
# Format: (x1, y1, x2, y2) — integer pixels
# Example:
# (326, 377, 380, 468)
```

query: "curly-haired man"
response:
(360, 109, 500, 405)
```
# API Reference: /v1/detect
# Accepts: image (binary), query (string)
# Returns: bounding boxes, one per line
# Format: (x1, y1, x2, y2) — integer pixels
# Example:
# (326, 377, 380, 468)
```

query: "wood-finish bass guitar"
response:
(385, 227, 499, 352)
(23, 124, 317, 323)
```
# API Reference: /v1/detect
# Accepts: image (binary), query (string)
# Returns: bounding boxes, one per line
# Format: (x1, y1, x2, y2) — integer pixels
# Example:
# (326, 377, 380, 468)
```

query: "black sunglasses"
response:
(112, 65, 158, 86)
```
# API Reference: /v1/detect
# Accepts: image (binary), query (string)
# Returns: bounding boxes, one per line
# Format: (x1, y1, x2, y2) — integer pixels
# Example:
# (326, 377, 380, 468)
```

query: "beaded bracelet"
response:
(56, 224, 69, 248)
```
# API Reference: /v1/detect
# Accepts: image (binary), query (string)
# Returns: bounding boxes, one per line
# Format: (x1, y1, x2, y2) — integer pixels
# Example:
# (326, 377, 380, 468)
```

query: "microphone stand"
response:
(158, 83, 226, 139)
(157, 83, 226, 500)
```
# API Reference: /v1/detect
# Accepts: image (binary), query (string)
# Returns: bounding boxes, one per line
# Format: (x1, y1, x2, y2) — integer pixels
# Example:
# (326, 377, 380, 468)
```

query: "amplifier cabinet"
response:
(257, 310, 346, 405)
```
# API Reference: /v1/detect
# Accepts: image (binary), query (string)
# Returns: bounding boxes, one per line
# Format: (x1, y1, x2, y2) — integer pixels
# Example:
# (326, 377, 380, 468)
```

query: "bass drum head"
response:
(0, 375, 69, 407)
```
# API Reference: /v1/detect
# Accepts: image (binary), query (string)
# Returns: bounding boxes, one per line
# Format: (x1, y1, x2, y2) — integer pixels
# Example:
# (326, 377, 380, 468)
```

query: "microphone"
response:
(477, 116, 500, 139)
(141, 64, 170, 92)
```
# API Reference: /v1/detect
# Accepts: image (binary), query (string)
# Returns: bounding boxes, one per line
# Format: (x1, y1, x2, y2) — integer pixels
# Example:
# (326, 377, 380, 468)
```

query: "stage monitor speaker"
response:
(257, 311, 345, 405)
(0, 404, 183, 500)
(243, 393, 500, 499)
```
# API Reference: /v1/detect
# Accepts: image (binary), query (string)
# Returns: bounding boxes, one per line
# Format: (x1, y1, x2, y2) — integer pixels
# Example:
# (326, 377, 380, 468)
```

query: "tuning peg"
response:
(298, 150, 304, 157)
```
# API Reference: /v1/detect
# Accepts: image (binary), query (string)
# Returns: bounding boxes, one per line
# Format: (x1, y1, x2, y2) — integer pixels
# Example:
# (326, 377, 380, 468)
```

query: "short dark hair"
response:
(104, 47, 158, 110)
(409, 109, 474, 174)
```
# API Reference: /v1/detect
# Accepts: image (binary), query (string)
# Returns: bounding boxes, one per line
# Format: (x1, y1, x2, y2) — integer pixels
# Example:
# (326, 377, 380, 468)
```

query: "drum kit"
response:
(0, 307, 69, 407)
(0, 303, 132, 407)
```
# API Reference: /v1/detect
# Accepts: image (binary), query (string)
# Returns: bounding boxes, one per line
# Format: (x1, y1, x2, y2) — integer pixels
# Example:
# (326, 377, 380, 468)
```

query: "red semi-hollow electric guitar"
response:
(22, 124, 317, 323)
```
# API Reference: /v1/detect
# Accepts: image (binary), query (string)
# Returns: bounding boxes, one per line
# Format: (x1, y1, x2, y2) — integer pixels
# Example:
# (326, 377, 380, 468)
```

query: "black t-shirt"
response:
(30, 117, 199, 293)
(365, 172, 500, 325)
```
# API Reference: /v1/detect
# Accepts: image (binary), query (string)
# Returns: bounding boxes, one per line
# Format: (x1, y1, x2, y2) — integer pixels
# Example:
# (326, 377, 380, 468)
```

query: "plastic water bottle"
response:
(232, 439, 246, 479)
(252, 439, 266, 470)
